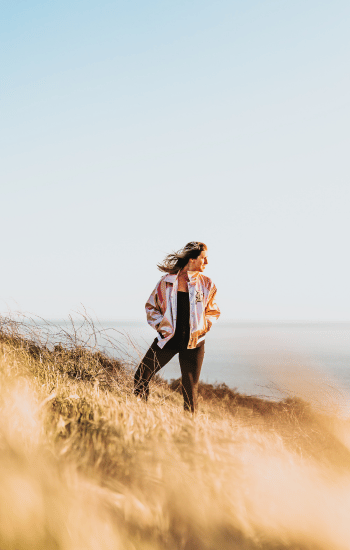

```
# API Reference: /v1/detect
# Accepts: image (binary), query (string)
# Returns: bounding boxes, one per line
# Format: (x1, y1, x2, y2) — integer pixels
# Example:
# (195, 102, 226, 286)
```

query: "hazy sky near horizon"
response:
(1, 0, 350, 322)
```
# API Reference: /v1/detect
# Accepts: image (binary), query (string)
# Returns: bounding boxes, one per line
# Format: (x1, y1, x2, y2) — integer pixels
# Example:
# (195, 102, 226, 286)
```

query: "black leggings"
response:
(134, 338, 205, 413)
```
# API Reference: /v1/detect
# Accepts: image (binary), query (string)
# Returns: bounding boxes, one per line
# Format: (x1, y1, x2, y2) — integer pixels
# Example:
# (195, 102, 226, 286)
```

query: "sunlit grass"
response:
(1, 315, 350, 549)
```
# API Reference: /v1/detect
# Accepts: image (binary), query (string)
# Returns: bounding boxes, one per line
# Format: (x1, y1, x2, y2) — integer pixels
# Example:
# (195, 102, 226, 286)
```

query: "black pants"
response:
(134, 338, 205, 413)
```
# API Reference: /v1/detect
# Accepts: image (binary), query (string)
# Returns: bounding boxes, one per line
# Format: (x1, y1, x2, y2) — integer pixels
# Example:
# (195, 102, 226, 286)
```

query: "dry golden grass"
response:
(1, 315, 350, 549)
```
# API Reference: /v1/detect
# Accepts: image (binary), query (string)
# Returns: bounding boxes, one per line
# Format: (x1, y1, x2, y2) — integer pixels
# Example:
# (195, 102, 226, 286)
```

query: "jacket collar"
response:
(163, 274, 177, 283)
(163, 271, 199, 284)
(187, 271, 200, 283)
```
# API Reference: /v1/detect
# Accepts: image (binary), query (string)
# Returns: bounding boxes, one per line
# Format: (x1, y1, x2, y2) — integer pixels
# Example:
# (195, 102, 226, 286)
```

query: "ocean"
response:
(83, 320, 350, 404)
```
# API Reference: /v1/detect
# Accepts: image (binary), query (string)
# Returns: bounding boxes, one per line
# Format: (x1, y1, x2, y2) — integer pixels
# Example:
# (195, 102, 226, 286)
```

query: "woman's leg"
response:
(178, 345, 205, 413)
(134, 338, 177, 400)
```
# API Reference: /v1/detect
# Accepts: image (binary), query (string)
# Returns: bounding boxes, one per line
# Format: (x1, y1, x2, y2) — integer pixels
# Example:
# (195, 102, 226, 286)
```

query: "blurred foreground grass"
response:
(1, 315, 350, 550)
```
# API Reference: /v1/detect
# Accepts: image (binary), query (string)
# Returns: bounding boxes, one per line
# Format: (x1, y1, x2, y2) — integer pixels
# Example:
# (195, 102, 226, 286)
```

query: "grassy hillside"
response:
(1, 316, 350, 550)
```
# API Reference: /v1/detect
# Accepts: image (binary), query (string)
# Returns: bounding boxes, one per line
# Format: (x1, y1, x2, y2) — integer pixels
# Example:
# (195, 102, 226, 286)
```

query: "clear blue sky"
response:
(1, 0, 350, 321)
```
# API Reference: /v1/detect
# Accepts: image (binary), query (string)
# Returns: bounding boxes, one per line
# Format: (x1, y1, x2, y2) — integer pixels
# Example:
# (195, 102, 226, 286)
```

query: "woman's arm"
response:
(204, 285, 220, 330)
(145, 282, 164, 330)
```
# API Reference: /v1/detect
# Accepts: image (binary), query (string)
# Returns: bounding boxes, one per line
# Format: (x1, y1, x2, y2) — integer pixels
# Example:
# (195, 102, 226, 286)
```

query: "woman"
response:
(134, 241, 220, 413)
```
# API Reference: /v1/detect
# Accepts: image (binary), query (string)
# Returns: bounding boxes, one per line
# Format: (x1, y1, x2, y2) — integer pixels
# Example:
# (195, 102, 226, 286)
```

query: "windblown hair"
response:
(157, 242, 207, 274)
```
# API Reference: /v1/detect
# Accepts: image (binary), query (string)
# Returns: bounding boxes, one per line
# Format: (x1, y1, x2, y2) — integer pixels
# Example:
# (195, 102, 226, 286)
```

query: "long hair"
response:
(157, 241, 207, 274)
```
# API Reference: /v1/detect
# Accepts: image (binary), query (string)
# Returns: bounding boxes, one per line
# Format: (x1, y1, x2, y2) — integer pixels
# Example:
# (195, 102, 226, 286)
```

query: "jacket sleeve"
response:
(205, 285, 220, 330)
(145, 281, 164, 330)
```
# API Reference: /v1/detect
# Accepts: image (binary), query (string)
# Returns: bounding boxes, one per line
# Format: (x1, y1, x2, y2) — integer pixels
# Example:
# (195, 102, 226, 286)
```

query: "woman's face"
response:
(190, 250, 208, 272)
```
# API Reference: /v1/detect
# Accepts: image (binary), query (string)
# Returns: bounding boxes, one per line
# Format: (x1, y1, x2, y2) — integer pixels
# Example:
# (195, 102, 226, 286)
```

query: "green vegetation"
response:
(1, 315, 350, 550)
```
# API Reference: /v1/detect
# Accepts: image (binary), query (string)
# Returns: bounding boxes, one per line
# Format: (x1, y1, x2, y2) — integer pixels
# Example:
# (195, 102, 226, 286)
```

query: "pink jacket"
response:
(145, 271, 220, 349)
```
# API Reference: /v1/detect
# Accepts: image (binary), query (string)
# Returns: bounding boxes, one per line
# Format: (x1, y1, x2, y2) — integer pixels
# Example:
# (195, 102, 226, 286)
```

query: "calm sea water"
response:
(42, 320, 350, 406)
(86, 321, 350, 401)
